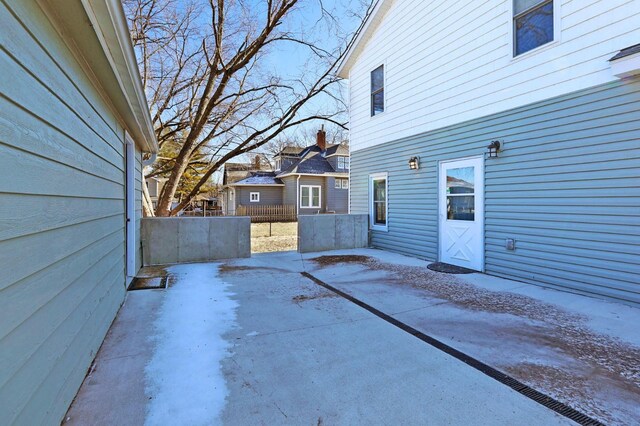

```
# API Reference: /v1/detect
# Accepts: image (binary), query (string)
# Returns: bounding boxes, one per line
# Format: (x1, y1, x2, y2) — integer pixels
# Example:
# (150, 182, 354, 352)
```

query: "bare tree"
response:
(125, 0, 369, 216)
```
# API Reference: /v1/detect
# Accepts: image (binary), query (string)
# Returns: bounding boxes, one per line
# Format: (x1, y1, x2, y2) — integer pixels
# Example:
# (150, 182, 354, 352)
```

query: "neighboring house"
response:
(338, 0, 640, 304)
(0, 1, 157, 424)
(221, 130, 350, 216)
(145, 176, 179, 211)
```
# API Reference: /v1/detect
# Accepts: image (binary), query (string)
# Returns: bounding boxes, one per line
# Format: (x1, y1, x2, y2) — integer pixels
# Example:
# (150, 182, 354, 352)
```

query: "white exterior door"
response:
(439, 157, 484, 271)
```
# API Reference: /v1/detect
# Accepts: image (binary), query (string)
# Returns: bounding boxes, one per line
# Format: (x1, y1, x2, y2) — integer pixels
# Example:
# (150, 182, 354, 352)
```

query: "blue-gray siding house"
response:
(221, 129, 350, 217)
(338, 0, 640, 304)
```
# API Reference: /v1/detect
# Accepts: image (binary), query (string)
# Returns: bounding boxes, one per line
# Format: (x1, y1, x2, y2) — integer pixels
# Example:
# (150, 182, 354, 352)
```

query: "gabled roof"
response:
(222, 161, 273, 185)
(336, 0, 396, 78)
(277, 144, 349, 176)
(231, 172, 283, 186)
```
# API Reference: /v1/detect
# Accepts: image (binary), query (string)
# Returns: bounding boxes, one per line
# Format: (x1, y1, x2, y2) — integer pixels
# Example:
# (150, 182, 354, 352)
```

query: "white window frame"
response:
(300, 185, 321, 209)
(369, 172, 388, 232)
(337, 157, 345, 169)
(342, 179, 349, 189)
(335, 179, 342, 189)
(275, 158, 281, 170)
(250, 192, 260, 203)
(370, 64, 385, 117)
(509, 0, 560, 60)
(345, 157, 350, 169)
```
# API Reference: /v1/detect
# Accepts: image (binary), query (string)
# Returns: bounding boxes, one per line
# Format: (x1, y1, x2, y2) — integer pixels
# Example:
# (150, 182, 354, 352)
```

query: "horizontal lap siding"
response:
(348, 0, 640, 152)
(351, 78, 640, 304)
(236, 186, 284, 205)
(0, 2, 128, 424)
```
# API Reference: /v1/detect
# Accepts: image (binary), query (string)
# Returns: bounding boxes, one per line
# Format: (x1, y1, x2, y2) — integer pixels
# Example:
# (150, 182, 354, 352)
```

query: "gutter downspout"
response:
(296, 175, 301, 217)
(142, 152, 157, 167)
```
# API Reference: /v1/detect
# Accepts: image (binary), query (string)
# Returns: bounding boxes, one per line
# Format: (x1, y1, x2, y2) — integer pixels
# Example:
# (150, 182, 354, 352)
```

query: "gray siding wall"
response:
(0, 2, 142, 424)
(326, 177, 349, 213)
(282, 175, 328, 214)
(350, 78, 640, 304)
(236, 186, 284, 206)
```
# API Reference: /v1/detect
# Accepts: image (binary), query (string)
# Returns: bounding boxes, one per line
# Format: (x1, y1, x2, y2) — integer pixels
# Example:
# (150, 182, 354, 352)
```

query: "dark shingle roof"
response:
(232, 172, 283, 186)
(610, 43, 640, 61)
(325, 144, 349, 156)
(223, 161, 272, 185)
(277, 145, 348, 176)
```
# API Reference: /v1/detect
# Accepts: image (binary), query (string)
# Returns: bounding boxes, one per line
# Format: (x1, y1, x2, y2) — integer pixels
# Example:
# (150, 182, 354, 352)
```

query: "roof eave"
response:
(80, 0, 158, 152)
(336, 0, 395, 79)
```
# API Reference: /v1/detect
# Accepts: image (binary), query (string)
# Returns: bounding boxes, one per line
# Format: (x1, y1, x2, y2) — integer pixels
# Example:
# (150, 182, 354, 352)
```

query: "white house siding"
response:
(350, 78, 640, 304)
(0, 2, 143, 424)
(347, 0, 640, 153)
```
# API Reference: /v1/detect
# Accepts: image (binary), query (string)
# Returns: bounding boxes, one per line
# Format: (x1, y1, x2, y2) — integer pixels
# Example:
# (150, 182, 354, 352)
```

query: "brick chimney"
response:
(316, 126, 326, 151)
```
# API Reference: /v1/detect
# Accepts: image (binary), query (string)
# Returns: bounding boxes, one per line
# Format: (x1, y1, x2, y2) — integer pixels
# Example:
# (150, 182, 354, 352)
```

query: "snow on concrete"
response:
(144, 263, 238, 426)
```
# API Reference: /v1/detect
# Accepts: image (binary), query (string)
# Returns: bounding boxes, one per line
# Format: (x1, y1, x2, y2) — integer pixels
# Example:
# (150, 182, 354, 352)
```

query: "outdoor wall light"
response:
(408, 156, 420, 170)
(487, 140, 501, 158)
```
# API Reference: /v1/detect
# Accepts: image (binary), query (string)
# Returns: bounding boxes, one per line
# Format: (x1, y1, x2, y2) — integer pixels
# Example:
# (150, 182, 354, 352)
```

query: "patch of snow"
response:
(144, 263, 238, 426)
(246, 331, 259, 337)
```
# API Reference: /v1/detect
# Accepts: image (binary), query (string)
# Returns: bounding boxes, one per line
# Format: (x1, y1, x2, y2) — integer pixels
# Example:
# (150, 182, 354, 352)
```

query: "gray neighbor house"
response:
(338, 0, 640, 304)
(221, 129, 350, 217)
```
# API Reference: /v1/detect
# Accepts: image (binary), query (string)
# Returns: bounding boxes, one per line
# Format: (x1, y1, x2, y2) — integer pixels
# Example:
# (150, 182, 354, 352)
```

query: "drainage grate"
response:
(128, 276, 168, 291)
(301, 271, 604, 426)
(427, 262, 475, 274)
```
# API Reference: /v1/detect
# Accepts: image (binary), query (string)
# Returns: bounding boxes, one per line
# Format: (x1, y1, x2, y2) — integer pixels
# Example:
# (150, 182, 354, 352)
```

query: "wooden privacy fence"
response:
(236, 204, 297, 222)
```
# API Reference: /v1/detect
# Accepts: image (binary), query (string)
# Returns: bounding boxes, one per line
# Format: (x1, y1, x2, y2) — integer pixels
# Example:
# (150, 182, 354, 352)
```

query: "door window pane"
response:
(446, 167, 475, 194)
(373, 178, 387, 225)
(447, 195, 475, 221)
(515, 1, 553, 56)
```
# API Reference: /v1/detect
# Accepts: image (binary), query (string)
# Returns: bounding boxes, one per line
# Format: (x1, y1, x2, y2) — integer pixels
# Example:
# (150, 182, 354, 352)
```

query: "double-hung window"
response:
(250, 192, 260, 202)
(369, 173, 388, 230)
(335, 179, 342, 189)
(338, 157, 345, 169)
(300, 185, 321, 208)
(514, 0, 554, 56)
(342, 179, 349, 189)
(371, 65, 384, 116)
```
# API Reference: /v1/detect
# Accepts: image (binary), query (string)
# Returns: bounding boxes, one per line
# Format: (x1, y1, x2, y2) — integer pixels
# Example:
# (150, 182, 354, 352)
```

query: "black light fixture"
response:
(408, 156, 420, 170)
(487, 140, 501, 158)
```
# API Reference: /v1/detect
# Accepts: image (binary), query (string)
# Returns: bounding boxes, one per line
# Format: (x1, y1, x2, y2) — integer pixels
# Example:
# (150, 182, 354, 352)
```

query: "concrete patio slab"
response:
(64, 249, 639, 425)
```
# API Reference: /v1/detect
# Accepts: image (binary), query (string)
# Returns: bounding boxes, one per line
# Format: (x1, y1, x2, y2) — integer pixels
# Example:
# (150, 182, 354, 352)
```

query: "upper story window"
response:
(337, 157, 345, 169)
(275, 158, 281, 170)
(371, 65, 384, 116)
(514, 0, 554, 56)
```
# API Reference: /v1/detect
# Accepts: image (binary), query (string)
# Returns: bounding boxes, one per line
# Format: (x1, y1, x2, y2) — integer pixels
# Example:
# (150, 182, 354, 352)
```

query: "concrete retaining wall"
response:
(141, 217, 251, 265)
(298, 214, 369, 253)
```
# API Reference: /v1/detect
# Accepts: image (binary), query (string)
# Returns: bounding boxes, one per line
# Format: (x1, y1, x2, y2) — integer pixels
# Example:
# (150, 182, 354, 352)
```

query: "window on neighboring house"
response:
(514, 0, 554, 56)
(300, 185, 321, 208)
(337, 157, 345, 169)
(275, 158, 281, 170)
(335, 179, 342, 189)
(345, 157, 350, 169)
(250, 192, 260, 202)
(371, 65, 384, 116)
(369, 173, 388, 230)
(342, 179, 349, 189)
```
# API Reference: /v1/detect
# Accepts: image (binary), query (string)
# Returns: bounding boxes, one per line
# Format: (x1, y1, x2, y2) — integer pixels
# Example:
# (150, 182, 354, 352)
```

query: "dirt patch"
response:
(312, 256, 640, 424)
(251, 235, 297, 253)
(310, 255, 374, 267)
(292, 292, 338, 303)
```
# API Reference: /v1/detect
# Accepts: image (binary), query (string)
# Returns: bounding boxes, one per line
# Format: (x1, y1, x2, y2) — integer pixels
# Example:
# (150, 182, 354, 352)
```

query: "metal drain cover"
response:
(427, 262, 475, 274)
(128, 276, 168, 291)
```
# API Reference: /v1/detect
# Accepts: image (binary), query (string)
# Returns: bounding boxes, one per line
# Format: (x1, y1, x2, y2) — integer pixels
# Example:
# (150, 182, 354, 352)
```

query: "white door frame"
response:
(438, 155, 485, 271)
(125, 134, 136, 281)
